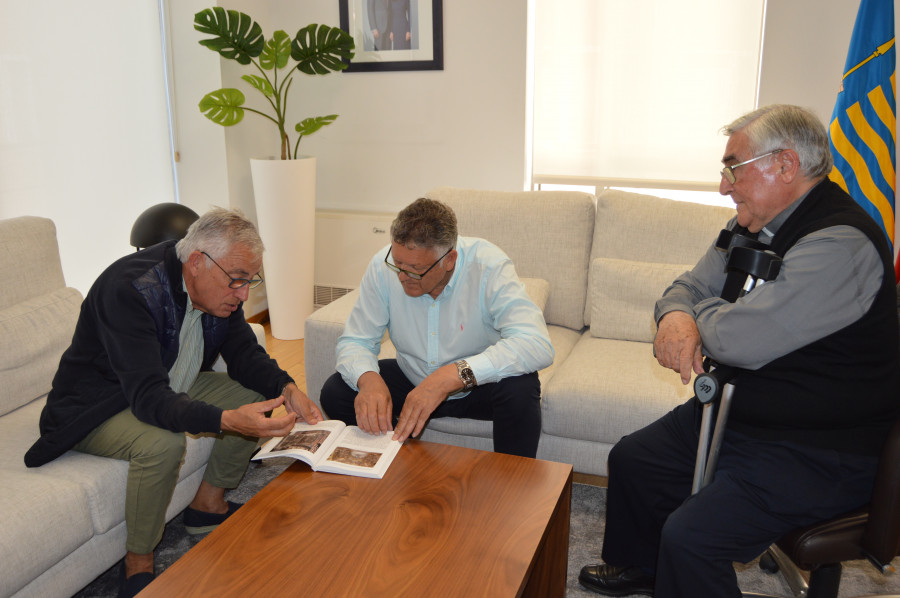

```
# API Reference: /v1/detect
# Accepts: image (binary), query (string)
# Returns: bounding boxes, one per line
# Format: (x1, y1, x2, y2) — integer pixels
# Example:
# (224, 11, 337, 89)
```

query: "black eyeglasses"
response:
(383, 246, 452, 280)
(202, 251, 264, 289)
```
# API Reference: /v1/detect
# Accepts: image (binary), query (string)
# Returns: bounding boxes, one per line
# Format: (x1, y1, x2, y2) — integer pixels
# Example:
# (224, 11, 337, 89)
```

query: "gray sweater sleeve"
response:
(654, 225, 883, 370)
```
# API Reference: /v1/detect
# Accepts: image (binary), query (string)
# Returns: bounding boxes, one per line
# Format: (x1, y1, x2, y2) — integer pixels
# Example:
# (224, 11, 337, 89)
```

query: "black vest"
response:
(728, 179, 900, 456)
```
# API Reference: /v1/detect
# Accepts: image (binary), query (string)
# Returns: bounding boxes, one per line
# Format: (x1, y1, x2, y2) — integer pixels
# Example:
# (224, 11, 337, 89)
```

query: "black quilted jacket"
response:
(24, 241, 291, 467)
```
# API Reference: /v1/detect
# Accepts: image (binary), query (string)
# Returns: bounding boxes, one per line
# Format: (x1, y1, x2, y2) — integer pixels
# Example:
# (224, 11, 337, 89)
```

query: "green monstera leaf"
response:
(261, 30, 291, 71)
(241, 75, 274, 98)
(198, 88, 246, 126)
(194, 7, 264, 65)
(195, 9, 356, 158)
(295, 115, 338, 137)
(291, 24, 355, 75)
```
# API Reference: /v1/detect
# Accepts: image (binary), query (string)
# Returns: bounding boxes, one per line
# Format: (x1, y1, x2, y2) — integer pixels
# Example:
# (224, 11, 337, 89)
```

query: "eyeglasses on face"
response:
(202, 251, 264, 289)
(383, 246, 453, 280)
(720, 149, 785, 184)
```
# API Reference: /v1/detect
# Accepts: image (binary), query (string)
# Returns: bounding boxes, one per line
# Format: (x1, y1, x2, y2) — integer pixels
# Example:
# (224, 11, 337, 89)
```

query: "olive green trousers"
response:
(75, 372, 264, 554)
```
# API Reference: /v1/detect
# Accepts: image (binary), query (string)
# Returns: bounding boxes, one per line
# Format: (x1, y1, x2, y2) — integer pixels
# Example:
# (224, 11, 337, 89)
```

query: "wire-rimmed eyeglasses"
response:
(202, 251, 264, 289)
(720, 149, 784, 184)
(383, 246, 453, 280)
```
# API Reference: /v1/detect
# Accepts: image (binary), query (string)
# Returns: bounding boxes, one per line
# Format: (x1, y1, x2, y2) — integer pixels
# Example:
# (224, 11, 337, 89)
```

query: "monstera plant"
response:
(194, 7, 355, 160)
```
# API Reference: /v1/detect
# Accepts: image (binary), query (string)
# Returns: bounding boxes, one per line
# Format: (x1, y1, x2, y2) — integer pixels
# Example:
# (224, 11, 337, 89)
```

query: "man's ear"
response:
(777, 149, 801, 183)
(443, 249, 459, 271)
(186, 250, 204, 276)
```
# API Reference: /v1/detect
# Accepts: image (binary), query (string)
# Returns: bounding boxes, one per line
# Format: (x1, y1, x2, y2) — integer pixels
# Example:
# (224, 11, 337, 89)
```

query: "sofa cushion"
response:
(590, 258, 692, 342)
(585, 189, 734, 326)
(428, 187, 595, 330)
(0, 396, 215, 535)
(0, 471, 94, 597)
(0, 286, 82, 416)
(520, 277, 550, 314)
(540, 333, 693, 444)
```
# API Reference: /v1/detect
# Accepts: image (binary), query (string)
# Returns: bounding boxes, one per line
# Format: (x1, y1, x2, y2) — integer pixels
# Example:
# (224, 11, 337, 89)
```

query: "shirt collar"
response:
(429, 237, 462, 301)
(758, 182, 818, 243)
(182, 276, 199, 316)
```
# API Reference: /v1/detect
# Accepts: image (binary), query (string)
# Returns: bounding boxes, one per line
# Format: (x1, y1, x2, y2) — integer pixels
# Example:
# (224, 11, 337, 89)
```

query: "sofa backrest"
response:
(585, 189, 736, 333)
(426, 187, 595, 330)
(0, 216, 82, 416)
(1, 216, 68, 310)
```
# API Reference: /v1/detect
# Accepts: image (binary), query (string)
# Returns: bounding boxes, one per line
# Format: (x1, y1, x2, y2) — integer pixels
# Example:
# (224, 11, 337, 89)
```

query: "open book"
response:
(253, 419, 402, 479)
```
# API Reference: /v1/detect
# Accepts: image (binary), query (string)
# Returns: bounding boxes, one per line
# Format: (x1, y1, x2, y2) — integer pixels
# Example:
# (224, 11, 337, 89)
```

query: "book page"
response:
(318, 426, 402, 478)
(253, 419, 346, 466)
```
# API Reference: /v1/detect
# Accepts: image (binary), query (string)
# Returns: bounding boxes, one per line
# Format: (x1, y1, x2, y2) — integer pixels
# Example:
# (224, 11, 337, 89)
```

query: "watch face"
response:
(457, 361, 475, 388)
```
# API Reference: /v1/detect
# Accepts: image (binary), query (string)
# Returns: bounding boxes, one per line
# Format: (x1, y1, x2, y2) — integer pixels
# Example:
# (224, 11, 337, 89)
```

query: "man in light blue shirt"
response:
(320, 198, 554, 457)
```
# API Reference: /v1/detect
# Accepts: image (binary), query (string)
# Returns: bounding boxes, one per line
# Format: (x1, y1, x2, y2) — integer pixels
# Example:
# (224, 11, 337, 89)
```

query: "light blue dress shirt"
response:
(336, 236, 554, 398)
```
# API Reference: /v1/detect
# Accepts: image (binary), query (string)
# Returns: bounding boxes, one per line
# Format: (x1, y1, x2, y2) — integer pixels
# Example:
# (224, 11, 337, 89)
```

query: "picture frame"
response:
(339, 0, 443, 72)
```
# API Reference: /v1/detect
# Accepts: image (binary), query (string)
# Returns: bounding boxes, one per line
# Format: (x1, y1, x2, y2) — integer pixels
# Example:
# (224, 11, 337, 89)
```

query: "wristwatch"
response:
(456, 359, 477, 391)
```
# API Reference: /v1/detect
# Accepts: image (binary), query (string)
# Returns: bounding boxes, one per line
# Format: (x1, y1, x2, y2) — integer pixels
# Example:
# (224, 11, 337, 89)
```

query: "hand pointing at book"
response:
(281, 382, 323, 424)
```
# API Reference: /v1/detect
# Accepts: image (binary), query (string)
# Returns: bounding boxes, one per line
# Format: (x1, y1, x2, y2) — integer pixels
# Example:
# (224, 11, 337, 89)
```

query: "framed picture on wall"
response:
(339, 0, 443, 72)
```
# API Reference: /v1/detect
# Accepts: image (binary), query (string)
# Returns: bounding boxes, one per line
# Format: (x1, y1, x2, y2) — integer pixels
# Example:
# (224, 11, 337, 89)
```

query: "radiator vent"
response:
(314, 285, 354, 309)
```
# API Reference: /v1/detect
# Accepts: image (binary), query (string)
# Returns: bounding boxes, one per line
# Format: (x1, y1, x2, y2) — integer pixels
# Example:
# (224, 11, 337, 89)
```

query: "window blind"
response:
(532, 0, 765, 186)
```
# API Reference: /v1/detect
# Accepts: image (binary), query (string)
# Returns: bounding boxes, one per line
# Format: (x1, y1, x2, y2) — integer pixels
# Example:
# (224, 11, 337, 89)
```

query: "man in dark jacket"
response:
(578, 105, 900, 597)
(24, 207, 322, 598)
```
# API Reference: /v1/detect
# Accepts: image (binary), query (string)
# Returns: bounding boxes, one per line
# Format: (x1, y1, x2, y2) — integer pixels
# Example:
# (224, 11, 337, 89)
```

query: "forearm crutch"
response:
(690, 234, 783, 495)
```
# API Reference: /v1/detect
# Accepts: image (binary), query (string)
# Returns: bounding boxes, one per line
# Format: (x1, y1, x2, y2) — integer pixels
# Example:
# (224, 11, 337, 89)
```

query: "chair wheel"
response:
(759, 551, 779, 574)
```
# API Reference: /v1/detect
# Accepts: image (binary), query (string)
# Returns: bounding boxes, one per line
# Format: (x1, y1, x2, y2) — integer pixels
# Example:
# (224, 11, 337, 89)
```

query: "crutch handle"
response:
(693, 363, 736, 404)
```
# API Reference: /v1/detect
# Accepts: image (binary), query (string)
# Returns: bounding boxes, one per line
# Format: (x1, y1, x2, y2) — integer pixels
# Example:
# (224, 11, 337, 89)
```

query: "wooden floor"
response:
(260, 319, 608, 487)
(262, 322, 307, 392)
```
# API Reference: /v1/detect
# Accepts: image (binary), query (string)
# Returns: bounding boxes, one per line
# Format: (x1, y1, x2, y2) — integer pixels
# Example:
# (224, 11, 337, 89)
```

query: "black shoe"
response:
(117, 561, 155, 598)
(578, 564, 655, 596)
(183, 500, 242, 535)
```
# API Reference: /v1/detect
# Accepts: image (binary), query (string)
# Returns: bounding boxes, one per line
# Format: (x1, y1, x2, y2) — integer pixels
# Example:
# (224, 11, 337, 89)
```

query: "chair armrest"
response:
(861, 416, 900, 570)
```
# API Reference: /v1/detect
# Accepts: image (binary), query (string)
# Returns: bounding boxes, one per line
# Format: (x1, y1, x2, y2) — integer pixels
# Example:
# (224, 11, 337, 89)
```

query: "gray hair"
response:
(175, 207, 264, 263)
(723, 104, 833, 179)
(390, 197, 458, 254)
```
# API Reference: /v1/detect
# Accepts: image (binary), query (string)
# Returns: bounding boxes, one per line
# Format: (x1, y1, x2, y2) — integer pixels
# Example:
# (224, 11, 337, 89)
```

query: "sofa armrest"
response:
(304, 290, 359, 407)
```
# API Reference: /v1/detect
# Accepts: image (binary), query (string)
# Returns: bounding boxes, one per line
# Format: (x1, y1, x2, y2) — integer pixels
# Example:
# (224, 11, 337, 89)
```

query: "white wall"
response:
(757, 0, 859, 124)
(199, 0, 529, 218)
(0, 0, 176, 295)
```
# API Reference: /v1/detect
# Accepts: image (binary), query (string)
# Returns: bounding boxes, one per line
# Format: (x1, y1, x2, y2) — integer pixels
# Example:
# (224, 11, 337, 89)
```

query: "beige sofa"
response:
(0, 216, 264, 598)
(304, 187, 735, 476)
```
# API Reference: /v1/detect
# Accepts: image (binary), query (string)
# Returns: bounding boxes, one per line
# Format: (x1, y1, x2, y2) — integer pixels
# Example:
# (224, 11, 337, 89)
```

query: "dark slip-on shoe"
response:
(578, 563, 655, 596)
(183, 500, 242, 535)
(117, 562, 155, 598)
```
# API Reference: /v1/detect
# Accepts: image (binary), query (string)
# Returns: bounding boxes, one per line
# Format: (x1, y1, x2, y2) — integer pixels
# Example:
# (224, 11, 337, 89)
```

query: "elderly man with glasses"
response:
(578, 104, 900, 598)
(24, 207, 322, 598)
(319, 197, 554, 458)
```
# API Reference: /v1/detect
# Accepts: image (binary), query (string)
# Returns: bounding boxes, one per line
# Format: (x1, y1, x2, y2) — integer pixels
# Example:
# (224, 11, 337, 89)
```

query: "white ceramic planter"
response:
(250, 156, 316, 340)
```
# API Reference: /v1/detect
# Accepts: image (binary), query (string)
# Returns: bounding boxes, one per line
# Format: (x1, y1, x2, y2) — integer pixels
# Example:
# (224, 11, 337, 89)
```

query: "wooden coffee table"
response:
(140, 440, 573, 597)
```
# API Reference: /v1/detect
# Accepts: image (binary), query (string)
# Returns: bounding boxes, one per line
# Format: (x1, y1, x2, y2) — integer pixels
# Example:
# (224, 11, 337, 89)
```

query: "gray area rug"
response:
(76, 458, 900, 597)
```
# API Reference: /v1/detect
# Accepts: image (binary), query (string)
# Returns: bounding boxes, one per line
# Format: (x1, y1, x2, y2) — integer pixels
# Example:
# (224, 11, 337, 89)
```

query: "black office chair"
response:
(736, 416, 900, 598)
(130, 203, 199, 250)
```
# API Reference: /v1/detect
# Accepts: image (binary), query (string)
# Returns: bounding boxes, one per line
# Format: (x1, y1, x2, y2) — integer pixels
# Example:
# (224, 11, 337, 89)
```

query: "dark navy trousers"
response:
(320, 359, 542, 458)
(601, 397, 879, 598)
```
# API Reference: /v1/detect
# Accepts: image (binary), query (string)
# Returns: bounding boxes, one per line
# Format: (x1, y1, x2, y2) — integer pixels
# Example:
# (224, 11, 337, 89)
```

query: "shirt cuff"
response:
(464, 353, 493, 386)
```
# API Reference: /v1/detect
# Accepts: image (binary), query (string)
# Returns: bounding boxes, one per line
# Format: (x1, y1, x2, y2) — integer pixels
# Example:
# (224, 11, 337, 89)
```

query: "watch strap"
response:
(456, 359, 476, 391)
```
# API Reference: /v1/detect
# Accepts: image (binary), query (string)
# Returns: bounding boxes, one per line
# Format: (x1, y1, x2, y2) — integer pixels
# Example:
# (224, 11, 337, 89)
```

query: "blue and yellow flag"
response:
(828, 0, 898, 282)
